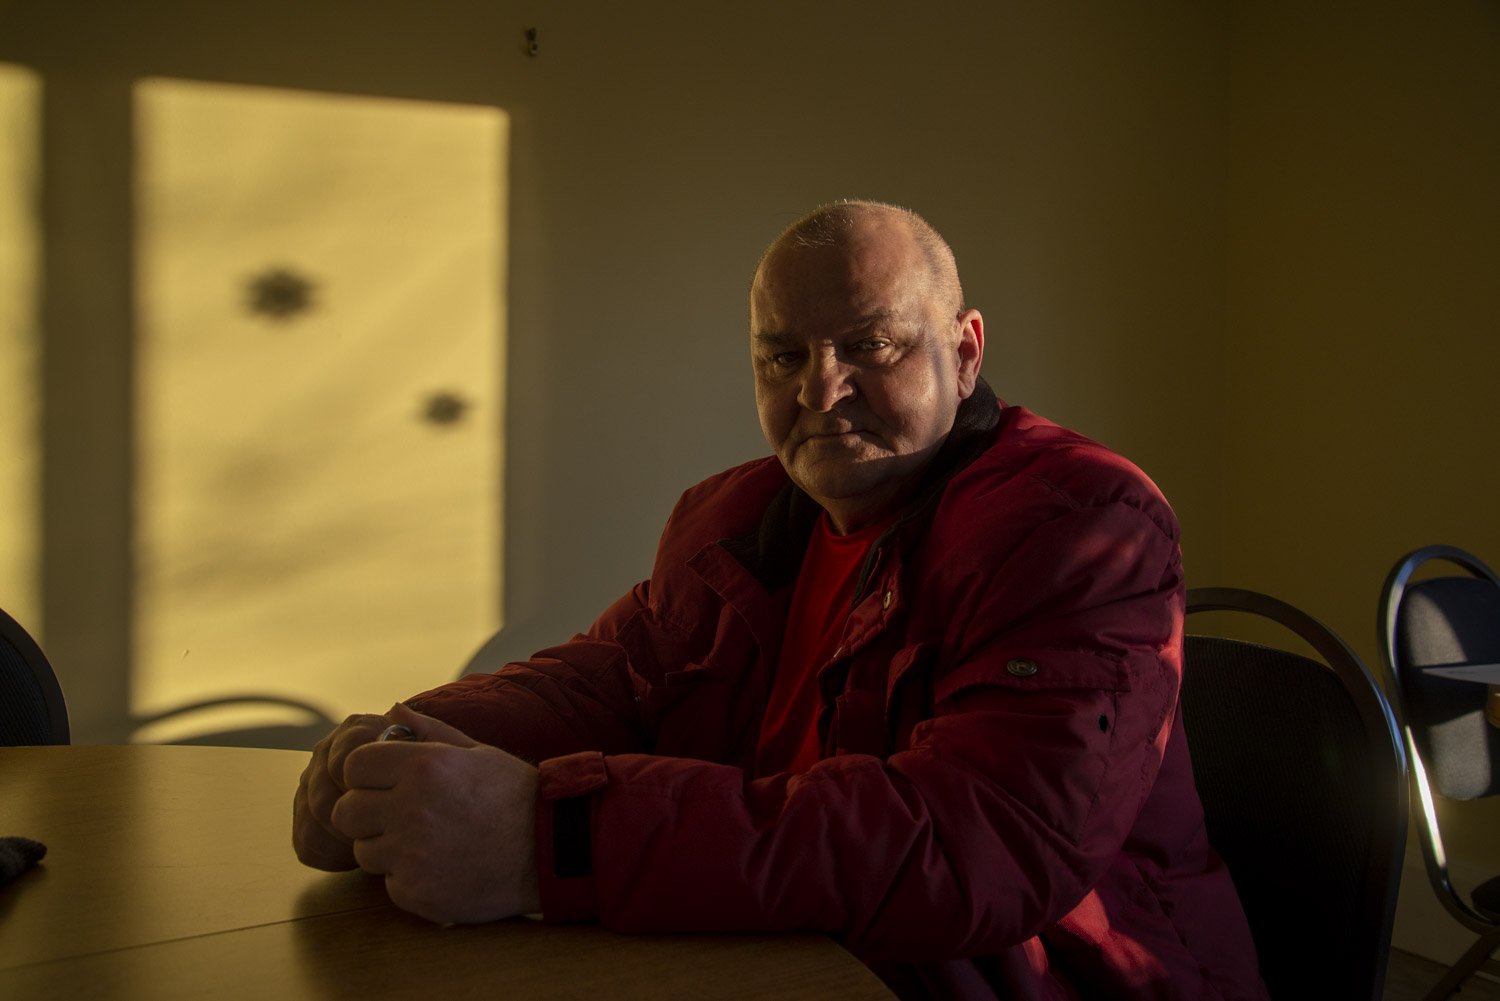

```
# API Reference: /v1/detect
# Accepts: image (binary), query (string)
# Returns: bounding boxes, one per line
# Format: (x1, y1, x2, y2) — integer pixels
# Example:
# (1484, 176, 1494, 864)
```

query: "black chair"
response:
(1379, 546, 1500, 1000)
(1183, 587, 1407, 1001)
(0, 607, 69, 745)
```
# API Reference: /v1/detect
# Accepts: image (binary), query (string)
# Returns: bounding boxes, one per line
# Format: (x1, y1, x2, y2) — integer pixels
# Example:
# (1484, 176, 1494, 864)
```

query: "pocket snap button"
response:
(1006, 658, 1039, 677)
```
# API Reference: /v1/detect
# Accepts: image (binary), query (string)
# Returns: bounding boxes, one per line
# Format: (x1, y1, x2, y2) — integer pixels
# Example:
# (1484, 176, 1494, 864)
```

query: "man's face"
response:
(749, 216, 983, 533)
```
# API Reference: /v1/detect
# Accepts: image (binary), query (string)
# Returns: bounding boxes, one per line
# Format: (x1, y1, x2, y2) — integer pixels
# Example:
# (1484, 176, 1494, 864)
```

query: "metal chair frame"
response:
(1378, 545, 1500, 1000)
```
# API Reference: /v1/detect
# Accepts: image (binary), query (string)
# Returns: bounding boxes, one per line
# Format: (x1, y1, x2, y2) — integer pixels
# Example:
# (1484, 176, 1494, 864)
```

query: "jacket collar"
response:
(722, 377, 1003, 592)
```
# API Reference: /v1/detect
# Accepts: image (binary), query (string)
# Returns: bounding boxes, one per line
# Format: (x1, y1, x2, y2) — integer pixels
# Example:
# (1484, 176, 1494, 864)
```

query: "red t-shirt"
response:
(754, 513, 890, 775)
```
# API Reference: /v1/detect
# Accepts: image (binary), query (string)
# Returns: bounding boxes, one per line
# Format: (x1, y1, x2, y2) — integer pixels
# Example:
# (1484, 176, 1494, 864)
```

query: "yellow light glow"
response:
(133, 79, 506, 743)
(0, 63, 42, 639)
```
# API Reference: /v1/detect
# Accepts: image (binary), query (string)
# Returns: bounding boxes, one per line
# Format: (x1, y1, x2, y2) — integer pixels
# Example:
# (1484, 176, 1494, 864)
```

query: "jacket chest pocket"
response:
(830, 689, 886, 757)
(641, 663, 761, 763)
(617, 610, 770, 764)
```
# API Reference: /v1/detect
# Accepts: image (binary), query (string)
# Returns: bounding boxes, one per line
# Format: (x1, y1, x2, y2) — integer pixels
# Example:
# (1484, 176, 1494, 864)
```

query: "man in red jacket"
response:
(293, 201, 1266, 1000)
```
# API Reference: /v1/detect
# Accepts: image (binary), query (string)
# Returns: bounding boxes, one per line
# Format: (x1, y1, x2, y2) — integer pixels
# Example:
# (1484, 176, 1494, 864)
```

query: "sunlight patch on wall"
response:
(0, 63, 42, 639)
(133, 78, 505, 741)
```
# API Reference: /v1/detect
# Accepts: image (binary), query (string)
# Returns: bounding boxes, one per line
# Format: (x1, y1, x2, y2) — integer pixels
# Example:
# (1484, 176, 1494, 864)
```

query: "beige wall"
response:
(3, 0, 1496, 966)
(1225, 1, 1500, 698)
(0, 0, 1230, 712)
(1224, 0, 1500, 967)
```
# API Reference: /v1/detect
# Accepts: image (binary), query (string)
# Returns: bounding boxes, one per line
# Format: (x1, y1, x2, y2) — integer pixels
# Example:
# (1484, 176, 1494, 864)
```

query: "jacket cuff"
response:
(535, 751, 609, 922)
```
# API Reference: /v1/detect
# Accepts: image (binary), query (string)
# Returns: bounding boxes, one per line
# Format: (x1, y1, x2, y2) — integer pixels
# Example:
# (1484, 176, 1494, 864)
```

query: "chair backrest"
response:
(1183, 587, 1407, 1001)
(1379, 545, 1500, 803)
(0, 607, 69, 745)
(1378, 545, 1500, 937)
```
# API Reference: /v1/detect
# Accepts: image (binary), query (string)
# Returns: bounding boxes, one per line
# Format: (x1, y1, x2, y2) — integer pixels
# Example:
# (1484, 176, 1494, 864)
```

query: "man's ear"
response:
(955, 308, 984, 398)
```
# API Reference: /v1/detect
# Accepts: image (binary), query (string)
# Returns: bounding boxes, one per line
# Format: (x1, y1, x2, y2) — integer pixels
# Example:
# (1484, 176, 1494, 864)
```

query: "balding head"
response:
(755, 200, 964, 319)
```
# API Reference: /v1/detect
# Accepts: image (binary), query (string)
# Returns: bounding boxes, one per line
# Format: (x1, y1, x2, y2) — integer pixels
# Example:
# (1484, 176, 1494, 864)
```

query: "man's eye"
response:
(770, 352, 801, 367)
(854, 339, 891, 353)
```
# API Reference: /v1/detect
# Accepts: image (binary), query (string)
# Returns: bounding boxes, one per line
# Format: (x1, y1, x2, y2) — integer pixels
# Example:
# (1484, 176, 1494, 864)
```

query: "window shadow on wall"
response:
(3, 64, 508, 747)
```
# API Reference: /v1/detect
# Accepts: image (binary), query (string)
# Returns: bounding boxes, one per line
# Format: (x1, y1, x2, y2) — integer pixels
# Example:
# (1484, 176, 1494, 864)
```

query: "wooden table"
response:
(0, 745, 894, 1000)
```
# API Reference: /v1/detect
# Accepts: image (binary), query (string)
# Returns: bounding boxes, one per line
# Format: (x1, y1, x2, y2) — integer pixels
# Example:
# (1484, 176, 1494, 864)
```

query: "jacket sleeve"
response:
(405, 583, 653, 762)
(402, 460, 781, 762)
(532, 498, 1185, 963)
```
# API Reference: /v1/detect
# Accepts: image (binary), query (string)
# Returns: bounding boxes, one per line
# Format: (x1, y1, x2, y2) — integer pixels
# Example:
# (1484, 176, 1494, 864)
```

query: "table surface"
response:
(0, 744, 894, 1000)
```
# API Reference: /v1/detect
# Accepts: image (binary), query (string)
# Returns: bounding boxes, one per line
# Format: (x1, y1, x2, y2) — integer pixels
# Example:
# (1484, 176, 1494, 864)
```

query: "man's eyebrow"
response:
(753, 331, 796, 347)
(852, 310, 910, 336)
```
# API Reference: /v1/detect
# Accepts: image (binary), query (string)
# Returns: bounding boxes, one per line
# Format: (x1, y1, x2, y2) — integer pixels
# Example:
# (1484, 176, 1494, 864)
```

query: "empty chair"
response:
(1379, 545, 1500, 1000)
(1183, 586, 1407, 1001)
(0, 607, 69, 745)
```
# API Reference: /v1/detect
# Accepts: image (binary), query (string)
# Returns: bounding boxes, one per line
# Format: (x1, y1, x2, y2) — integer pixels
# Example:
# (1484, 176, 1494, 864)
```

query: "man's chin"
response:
(787, 459, 887, 504)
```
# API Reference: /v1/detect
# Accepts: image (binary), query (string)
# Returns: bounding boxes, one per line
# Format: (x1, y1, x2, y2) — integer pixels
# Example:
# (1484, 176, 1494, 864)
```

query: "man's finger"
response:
(387, 702, 479, 749)
(326, 713, 392, 785)
(351, 835, 394, 877)
(292, 770, 357, 871)
(296, 739, 353, 845)
(330, 788, 389, 841)
(296, 822, 359, 872)
(297, 766, 342, 832)
(342, 738, 426, 791)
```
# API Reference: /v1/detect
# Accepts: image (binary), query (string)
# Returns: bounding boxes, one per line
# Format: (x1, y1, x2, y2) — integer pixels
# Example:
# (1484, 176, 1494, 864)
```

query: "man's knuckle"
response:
(307, 778, 338, 816)
(297, 830, 354, 871)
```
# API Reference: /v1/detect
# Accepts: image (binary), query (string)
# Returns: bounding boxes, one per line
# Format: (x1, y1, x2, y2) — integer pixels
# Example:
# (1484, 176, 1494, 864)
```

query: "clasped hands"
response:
(292, 702, 542, 923)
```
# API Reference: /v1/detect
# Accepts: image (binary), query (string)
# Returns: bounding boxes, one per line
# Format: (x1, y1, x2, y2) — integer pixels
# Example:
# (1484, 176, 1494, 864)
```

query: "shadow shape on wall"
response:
(132, 695, 338, 750)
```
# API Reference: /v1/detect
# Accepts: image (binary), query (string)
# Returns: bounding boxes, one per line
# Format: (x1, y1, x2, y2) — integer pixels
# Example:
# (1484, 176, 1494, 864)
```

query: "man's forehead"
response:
(752, 241, 929, 328)
(762, 213, 920, 276)
(752, 308, 907, 344)
(751, 272, 918, 331)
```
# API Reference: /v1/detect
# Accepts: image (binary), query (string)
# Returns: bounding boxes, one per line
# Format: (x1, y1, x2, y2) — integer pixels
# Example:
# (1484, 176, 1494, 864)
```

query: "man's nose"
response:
(796, 351, 855, 413)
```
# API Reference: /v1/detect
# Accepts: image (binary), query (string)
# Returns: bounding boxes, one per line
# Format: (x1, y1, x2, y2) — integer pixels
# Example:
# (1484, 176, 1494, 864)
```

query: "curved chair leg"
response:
(1422, 926, 1500, 1001)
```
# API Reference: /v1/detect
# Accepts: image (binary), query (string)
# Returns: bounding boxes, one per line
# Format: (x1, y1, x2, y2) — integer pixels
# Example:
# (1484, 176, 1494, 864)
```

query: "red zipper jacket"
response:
(410, 383, 1267, 1000)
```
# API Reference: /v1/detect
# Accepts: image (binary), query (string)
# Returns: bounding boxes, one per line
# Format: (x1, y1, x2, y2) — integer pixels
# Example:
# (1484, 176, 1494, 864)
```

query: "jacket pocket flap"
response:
(934, 647, 1131, 702)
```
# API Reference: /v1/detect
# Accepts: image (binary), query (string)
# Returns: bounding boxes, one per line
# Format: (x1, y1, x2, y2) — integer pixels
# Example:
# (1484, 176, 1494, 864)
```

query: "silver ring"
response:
(378, 723, 416, 742)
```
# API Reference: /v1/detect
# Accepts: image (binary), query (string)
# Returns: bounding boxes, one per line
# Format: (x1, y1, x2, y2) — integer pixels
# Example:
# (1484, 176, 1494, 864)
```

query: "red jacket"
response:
(411, 385, 1266, 1000)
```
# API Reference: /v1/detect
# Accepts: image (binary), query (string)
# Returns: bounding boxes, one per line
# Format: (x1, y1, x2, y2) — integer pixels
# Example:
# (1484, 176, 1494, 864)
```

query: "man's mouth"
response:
(798, 420, 858, 439)
(798, 428, 867, 448)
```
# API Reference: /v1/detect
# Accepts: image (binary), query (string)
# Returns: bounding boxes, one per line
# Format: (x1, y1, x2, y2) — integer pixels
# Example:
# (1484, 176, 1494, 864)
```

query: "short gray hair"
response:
(760, 200, 964, 315)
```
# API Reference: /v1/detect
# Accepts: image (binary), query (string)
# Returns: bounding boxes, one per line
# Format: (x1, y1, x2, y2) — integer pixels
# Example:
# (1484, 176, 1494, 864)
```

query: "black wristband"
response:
(551, 795, 593, 879)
